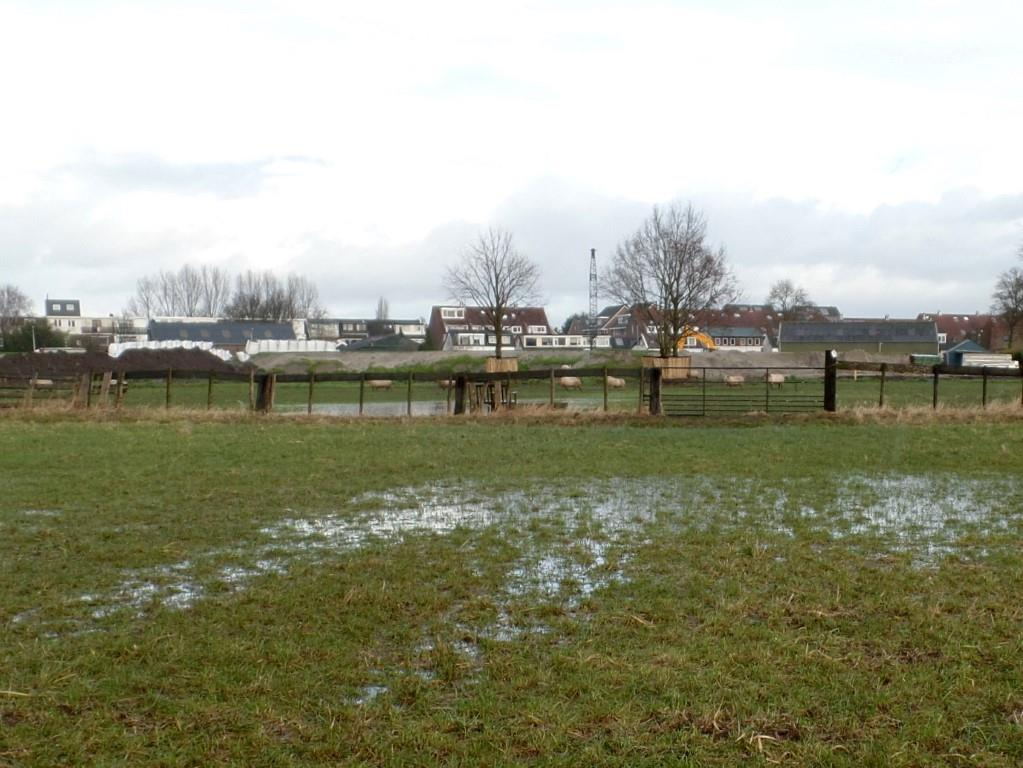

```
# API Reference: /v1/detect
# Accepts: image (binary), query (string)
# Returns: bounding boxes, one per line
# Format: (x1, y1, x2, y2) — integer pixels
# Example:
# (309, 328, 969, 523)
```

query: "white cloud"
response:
(1, 0, 1022, 325)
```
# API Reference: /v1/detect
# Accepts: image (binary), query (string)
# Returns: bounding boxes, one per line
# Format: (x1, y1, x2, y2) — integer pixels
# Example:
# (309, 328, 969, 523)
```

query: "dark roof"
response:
(944, 339, 988, 354)
(148, 321, 296, 344)
(779, 320, 937, 344)
(705, 326, 766, 337)
(46, 299, 81, 317)
(346, 334, 422, 351)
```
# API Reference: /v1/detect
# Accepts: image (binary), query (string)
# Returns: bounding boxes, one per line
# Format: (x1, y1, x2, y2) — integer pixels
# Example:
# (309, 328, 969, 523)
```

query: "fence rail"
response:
(1, 353, 1020, 415)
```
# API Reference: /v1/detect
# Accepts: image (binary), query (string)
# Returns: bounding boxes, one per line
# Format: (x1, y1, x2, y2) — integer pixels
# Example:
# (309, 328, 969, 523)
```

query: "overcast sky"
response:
(2, 0, 1022, 326)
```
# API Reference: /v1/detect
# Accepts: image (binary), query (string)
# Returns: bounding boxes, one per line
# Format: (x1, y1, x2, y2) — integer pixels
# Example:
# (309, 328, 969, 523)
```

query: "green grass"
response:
(2, 415, 1022, 765)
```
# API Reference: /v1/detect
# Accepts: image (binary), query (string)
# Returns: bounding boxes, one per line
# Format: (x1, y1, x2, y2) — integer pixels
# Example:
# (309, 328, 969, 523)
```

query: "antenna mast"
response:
(588, 248, 598, 347)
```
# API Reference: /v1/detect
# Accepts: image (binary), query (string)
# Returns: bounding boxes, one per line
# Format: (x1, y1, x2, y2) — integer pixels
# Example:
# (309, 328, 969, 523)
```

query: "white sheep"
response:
(367, 379, 393, 390)
(606, 376, 626, 389)
(724, 375, 745, 387)
(560, 376, 583, 390)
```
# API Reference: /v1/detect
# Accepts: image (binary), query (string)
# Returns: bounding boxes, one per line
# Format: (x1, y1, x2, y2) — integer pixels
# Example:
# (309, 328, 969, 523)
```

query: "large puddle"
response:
(10, 474, 1020, 644)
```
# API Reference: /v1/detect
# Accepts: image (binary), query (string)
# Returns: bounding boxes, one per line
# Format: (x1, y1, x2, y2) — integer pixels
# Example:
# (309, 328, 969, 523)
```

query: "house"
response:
(306, 318, 427, 347)
(44, 298, 83, 333)
(44, 298, 148, 349)
(702, 326, 770, 352)
(148, 320, 295, 353)
(916, 312, 1008, 351)
(778, 320, 939, 355)
(428, 306, 552, 353)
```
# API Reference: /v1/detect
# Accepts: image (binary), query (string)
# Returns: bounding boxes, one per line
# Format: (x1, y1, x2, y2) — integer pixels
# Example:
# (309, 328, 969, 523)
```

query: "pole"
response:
(454, 375, 467, 415)
(207, 371, 215, 411)
(407, 372, 413, 417)
(549, 368, 555, 407)
(649, 367, 662, 416)
(248, 370, 255, 411)
(823, 350, 837, 412)
(165, 368, 172, 409)
(307, 371, 315, 415)
(764, 367, 770, 413)
(603, 367, 608, 412)
(446, 378, 452, 414)
(358, 374, 365, 416)
(637, 368, 644, 414)
(116, 371, 126, 409)
(878, 363, 887, 408)
(932, 368, 939, 410)
(982, 369, 988, 409)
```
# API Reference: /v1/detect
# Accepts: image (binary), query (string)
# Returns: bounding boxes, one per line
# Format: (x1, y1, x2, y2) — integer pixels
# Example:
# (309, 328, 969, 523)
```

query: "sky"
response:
(2, 0, 1022, 327)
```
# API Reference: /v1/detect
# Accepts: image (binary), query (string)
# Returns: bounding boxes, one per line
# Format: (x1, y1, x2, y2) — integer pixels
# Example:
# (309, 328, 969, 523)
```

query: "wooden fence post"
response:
(982, 368, 988, 409)
(823, 350, 837, 412)
(115, 371, 126, 409)
(26, 375, 37, 408)
(603, 367, 609, 412)
(100, 372, 112, 406)
(932, 367, 940, 410)
(446, 379, 452, 413)
(248, 370, 255, 411)
(255, 374, 275, 413)
(549, 368, 555, 407)
(165, 368, 173, 408)
(406, 372, 413, 417)
(358, 374, 365, 416)
(307, 371, 315, 415)
(454, 375, 467, 415)
(878, 363, 887, 408)
(207, 372, 215, 411)
(86, 371, 95, 409)
(636, 368, 644, 414)
(649, 367, 662, 416)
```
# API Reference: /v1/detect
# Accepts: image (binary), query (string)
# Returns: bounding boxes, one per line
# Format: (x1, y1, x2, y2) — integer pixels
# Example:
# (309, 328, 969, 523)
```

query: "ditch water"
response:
(11, 474, 1020, 645)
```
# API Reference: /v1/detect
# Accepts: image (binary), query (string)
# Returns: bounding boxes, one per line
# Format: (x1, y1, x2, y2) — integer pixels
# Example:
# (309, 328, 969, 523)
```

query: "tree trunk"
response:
(494, 319, 503, 358)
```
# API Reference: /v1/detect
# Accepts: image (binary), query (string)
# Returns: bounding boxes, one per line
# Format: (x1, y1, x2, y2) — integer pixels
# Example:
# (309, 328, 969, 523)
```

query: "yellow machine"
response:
(677, 327, 717, 351)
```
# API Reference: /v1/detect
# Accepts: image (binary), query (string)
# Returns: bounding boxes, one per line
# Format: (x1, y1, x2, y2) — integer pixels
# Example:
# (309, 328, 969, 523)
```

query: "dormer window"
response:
(441, 307, 465, 320)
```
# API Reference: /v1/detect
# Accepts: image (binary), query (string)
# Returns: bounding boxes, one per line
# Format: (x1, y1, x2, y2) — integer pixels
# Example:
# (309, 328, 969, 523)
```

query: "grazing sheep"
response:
(367, 379, 393, 390)
(724, 375, 745, 387)
(767, 373, 785, 388)
(560, 376, 583, 390)
(437, 379, 454, 389)
(606, 375, 626, 389)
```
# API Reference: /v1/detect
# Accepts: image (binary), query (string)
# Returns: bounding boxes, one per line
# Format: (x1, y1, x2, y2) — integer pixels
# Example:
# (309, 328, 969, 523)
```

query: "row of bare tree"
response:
(124, 266, 325, 321)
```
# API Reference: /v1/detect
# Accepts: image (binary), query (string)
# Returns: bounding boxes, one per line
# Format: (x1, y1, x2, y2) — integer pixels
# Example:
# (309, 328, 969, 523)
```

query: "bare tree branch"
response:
(442, 228, 541, 358)
(603, 203, 737, 357)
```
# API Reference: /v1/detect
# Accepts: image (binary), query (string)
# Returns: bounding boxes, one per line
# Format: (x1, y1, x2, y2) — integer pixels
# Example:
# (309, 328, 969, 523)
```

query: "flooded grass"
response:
(1, 417, 1022, 764)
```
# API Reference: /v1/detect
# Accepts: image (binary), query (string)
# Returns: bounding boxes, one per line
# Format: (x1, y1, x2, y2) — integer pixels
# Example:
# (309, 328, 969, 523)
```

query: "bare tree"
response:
(766, 279, 811, 319)
(0, 284, 33, 336)
(992, 260, 1023, 350)
(126, 265, 232, 317)
(604, 202, 737, 358)
(443, 228, 541, 358)
(375, 296, 389, 321)
(225, 270, 324, 321)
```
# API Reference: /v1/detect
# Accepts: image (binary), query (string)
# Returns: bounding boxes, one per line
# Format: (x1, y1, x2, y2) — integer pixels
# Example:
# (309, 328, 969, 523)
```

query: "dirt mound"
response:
(0, 348, 247, 377)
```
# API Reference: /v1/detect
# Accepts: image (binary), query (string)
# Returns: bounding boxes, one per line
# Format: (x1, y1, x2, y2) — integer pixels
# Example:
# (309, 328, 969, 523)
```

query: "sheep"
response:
(606, 375, 626, 389)
(437, 379, 455, 389)
(367, 379, 393, 390)
(724, 375, 745, 387)
(766, 373, 785, 388)
(559, 376, 583, 390)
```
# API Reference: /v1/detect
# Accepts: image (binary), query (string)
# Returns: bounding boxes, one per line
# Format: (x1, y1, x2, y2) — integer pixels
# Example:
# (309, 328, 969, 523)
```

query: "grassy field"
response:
(2, 413, 1023, 765)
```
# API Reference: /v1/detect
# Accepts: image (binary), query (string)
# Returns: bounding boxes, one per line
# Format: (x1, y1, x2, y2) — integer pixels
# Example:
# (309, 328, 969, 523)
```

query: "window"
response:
(441, 307, 465, 320)
(51, 303, 60, 312)
(937, 333, 947, 344)
(509, 325, 522, 334)
(527, 325, 547, 334)
(66, 303, 75, 312)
